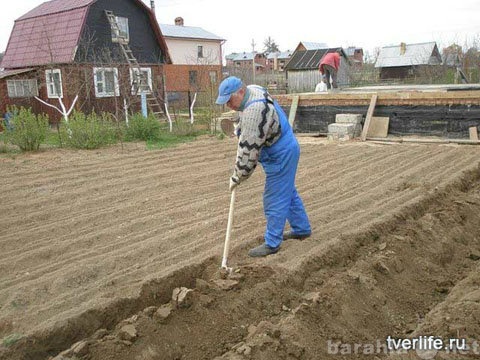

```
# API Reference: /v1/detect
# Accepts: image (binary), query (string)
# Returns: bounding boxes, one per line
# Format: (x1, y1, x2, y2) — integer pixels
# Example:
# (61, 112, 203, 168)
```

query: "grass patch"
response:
(44, 129, 62, 147)
(144, 119, 208, 150)
(146, 132, 198, 150)
(2, 333, 23, 347)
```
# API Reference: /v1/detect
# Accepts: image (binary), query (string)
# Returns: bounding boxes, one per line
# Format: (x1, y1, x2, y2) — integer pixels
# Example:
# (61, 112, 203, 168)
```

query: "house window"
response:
(130, 67, 152, 94)
(112, 16, 129, 43)
(197, 45, 204, 58)
(189, 70, 197, 85)
(93, 67, 119, 97)
(45, 69, 63, 98)
(6, 79, 38, 98)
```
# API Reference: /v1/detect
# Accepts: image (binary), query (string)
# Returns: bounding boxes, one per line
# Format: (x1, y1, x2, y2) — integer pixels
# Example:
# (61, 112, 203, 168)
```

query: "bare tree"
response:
(263, 37, 280, 53)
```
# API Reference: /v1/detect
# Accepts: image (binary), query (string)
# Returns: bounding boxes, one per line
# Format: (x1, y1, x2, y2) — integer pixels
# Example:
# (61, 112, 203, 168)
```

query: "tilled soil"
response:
(1, 136, 479, 360)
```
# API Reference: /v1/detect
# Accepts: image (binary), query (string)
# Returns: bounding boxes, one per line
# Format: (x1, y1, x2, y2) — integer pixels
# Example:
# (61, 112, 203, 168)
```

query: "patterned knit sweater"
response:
(231, 85, 281, 185)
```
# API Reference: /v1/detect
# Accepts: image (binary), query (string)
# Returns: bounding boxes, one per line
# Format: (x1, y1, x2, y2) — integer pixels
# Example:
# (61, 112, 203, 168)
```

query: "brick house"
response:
(345, 46, 364, 69)
(225, 52, 267, 73)
(266, 51, 293, 72)
(159, 17, 224, 106)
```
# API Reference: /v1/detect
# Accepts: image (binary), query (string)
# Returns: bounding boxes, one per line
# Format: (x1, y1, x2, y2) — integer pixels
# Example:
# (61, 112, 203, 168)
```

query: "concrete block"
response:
(367, 117, 390, 138)
(335, 114, 363, 124)
(327, 133, 339, 141)
(328, 123, 355, 136)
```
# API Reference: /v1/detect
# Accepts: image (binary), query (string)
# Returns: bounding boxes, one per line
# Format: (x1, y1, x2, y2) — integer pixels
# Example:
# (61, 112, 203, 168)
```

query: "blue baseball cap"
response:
(216, 76, 242, 105)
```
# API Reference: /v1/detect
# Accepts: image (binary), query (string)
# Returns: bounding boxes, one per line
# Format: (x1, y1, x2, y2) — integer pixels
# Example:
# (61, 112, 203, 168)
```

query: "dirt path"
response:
(1, 136, 479, 359)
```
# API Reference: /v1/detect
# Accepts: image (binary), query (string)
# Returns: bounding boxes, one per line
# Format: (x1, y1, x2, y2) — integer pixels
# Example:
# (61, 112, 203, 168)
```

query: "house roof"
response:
(375, 42, 441, 68)
(160, 24, 224, 41)
(1, 0, 171, 69)
(1, 1, 90, 69)
(266, 51, 292, 60)
(17, 0, 94, 20)
(228, 52, 257, 61)
(300, 42, 328, 50)
(0, 68, 34, 79)
(285, 48, 348, 70)
(285, 49, 329, 70)
(345, 46, 363, 57)
(225, 53, 237, 60)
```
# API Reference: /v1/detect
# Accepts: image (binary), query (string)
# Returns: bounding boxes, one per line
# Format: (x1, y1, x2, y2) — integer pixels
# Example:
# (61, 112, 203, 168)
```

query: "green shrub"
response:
(60, 111, 117, 149)
(124, 113, 161, 141)
(4, 107, 49, 151)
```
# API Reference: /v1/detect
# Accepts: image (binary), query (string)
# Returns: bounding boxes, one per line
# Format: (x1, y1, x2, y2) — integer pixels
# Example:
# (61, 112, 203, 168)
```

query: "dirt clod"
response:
(154, 304, 173, 322)
(172, 287, 194, 308)
(118, 324, 137, 342)
(212, 279, 240, 291)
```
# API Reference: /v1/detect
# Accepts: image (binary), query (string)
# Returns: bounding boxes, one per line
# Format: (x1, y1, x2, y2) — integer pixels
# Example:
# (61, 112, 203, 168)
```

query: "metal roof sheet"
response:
(0, 68, 34, 79)
(285, 49, 331, 70)
(160, 24, 224, 41)
(375, 42, 441, 68)
(301, 42, 328, 50)
(18, 0, 94, 20)
(1, 6, 88, 68)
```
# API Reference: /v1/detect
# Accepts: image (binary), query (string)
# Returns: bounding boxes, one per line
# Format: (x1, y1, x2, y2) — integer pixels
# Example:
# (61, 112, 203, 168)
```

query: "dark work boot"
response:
(248, 244, 279, 257)
(283, 231, 311, 241)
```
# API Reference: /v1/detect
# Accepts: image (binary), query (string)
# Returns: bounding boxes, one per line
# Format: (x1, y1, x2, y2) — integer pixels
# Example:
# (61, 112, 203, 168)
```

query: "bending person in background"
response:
(319, 49, 342, 90)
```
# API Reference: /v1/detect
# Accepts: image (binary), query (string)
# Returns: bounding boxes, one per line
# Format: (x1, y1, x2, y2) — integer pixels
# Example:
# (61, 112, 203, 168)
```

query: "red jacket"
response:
(319, 52, 340, 74)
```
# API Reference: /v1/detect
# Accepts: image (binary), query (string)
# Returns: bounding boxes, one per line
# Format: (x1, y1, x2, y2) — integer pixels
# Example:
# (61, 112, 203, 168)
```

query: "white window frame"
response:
(93, 67, 120, 98)
(45, 69, 63, 98)
(6, 79, 39, 98)
(129, 67, 152, 95)
(112, 16, 129, 43)
(197, 45, 204, 58)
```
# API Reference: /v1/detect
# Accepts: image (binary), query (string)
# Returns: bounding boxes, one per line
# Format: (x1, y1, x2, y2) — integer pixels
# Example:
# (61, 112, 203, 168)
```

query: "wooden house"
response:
(0, 0, 223, 121)
(375, 42, 442, 80)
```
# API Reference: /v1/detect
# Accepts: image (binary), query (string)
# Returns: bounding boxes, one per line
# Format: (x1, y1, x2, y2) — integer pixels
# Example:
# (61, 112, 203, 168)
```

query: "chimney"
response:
(400, 42, 406, 55)
(175, 17, 184, 26)
(150, 0, 155, 14)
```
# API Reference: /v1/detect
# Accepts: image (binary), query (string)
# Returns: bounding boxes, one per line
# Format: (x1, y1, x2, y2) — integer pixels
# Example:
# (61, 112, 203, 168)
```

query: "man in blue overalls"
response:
(216, 76, 311, 257)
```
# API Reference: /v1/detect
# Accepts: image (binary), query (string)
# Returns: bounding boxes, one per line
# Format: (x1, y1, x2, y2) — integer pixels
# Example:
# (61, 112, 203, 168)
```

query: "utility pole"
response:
(251, 39, 256, 83)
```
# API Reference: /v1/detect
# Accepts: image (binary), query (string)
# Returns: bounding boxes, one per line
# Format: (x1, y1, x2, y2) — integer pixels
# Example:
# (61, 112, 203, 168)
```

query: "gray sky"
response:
(1, 0, 480, 59)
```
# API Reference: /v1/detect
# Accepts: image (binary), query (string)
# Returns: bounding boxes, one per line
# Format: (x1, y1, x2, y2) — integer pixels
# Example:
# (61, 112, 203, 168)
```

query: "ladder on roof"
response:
(104, 10, 165, 120)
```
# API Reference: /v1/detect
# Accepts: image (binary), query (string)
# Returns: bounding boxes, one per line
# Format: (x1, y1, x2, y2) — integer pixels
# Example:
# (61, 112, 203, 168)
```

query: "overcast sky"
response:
(1, 0, 479, 59)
